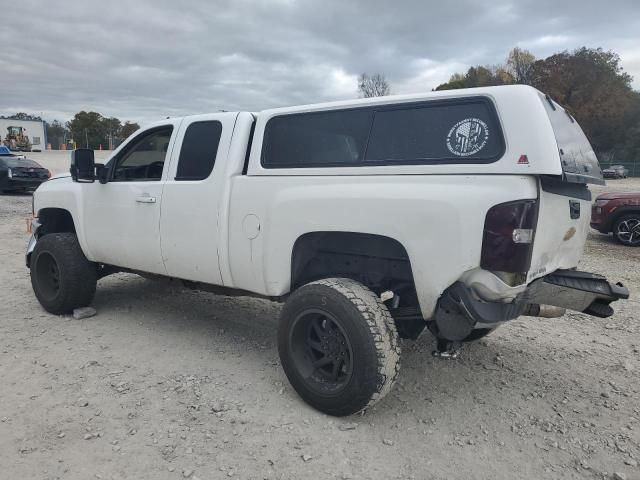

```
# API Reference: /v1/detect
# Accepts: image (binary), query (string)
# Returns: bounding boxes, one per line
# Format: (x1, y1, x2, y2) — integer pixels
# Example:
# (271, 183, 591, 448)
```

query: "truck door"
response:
(81, 121, 180, 274)
(160, 113, 239, 285)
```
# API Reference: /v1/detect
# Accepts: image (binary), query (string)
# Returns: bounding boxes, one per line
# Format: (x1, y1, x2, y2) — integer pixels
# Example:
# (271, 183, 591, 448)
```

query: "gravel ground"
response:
(1, 161, 639, 479)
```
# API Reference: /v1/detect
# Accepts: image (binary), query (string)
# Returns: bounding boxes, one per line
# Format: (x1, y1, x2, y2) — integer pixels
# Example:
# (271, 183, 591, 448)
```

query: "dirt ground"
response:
(1, 157, 639, 479)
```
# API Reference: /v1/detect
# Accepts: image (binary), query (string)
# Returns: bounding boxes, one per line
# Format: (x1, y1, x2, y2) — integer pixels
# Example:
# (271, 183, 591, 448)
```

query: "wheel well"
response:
(38, 208, 76, 235)
(291, 231, 420, 316)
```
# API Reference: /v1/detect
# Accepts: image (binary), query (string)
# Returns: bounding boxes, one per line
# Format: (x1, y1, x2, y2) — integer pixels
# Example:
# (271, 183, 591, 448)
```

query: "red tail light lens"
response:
(481, 200, 537, 274)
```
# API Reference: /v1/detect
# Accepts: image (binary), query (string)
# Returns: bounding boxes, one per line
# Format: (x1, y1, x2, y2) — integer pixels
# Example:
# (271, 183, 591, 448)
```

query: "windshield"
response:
(540, 93, 604, 185)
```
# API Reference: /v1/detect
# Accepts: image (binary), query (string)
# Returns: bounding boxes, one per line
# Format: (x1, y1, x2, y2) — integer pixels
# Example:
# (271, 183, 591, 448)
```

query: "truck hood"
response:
(596, 192, 640, 201)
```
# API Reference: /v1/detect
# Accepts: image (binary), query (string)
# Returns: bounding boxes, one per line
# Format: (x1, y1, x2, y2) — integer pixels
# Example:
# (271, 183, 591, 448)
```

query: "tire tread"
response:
(30, 233, 97, 314)
(280, 277, 400, 415)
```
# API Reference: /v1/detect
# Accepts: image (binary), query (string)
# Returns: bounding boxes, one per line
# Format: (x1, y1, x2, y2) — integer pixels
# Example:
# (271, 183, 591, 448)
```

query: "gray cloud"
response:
(1, 0, 639, 124)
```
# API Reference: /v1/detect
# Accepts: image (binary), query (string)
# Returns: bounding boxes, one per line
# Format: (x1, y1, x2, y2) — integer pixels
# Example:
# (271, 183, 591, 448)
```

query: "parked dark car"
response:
(591, 191, 640, 246)
(0, 146, 50, 193)
(602, 165, 629, 179)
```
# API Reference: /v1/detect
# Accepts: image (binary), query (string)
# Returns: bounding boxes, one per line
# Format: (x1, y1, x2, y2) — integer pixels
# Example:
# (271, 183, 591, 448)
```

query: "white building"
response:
(0, 118, 47, 150)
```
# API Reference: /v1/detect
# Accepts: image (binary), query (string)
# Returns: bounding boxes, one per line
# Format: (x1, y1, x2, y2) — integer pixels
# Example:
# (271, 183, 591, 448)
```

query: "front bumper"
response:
(433, 269, 629, 341)
(3, 177, 47, 191)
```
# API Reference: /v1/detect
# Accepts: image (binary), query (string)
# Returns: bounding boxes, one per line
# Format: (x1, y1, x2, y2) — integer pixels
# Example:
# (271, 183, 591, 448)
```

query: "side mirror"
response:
(95, 163, 108, 184)
(70, 149, 96, 183)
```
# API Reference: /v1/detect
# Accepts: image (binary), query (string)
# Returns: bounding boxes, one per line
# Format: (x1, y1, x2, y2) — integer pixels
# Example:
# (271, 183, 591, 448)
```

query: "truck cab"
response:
(27, 85, 628, 416)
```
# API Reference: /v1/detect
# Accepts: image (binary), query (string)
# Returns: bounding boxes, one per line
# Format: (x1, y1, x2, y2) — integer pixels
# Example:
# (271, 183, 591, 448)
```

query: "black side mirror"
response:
(95, 163, 108, 184)
(70, 149, 96, 183)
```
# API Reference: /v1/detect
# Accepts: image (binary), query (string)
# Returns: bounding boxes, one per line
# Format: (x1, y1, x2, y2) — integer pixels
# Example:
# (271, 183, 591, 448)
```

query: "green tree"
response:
(2, 112, 43, 121)
(67, 111, 105, 149)
(46, 120, 68, 149)
(120, 121, 140, 139)
(435, 65, 513, 90)
(529, 47, 634, 152)
(506, 47, 536, 84)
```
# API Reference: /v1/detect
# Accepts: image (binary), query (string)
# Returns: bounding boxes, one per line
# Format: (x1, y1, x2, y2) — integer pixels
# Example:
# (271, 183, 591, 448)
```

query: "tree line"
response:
(1, 112, 140, 150)
(358, 47, 640, 171)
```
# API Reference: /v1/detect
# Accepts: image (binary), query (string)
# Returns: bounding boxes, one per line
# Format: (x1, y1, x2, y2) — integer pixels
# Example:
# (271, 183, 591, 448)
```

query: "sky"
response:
(1, 0, 639, 125)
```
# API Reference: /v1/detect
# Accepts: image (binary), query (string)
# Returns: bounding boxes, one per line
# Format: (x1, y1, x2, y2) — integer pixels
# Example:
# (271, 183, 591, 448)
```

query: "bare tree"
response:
(358, 73, 391, 98)
(506, 47, 536, 84)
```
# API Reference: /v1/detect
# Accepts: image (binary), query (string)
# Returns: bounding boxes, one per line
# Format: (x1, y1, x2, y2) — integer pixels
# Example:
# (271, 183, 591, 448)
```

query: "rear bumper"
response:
(432, 269, 629, 341)
(523, 270, 628, 316)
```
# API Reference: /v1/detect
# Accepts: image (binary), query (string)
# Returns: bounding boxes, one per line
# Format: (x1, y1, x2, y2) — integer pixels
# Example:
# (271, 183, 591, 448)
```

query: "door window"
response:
(112, 126, 173, 181)
(175, 121, 222, 180)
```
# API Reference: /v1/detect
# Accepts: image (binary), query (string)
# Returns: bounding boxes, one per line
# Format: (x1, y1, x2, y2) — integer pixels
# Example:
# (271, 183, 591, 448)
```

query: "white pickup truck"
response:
(27, 85, 628, 416)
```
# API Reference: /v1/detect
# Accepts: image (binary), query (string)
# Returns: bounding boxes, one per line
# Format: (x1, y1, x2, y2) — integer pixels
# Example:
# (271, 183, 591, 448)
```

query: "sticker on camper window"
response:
(446, 118, 489, 156)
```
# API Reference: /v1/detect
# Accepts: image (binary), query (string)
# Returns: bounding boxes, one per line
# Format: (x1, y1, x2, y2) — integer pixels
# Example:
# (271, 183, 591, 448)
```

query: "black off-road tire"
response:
(278, 278, 401, 416)
(30, 233, 97, 314)
(613, 214, 640, 246)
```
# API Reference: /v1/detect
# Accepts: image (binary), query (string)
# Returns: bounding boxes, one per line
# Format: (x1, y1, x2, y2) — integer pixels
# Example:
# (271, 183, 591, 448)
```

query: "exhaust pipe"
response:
(524, 304, 566, 318)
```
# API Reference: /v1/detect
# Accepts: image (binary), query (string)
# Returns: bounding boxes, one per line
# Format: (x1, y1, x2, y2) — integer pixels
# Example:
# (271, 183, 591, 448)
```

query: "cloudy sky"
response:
(1, 0, 639, 124)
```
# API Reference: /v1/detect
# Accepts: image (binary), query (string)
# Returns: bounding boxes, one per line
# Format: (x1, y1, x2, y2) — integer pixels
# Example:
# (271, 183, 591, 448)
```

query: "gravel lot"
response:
(1, 155, 639, 480)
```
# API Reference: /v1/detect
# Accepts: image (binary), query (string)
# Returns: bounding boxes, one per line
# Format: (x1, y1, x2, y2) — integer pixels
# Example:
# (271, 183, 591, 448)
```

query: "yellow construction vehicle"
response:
(2, 126, 32, 152)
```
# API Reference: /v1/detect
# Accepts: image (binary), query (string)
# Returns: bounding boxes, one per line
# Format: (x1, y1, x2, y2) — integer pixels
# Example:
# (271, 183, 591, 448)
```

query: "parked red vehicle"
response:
(591, 192, 640, 246)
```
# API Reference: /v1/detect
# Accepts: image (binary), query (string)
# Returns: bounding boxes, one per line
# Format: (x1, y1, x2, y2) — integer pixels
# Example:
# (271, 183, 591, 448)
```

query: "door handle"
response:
(136, 196, 156, 204)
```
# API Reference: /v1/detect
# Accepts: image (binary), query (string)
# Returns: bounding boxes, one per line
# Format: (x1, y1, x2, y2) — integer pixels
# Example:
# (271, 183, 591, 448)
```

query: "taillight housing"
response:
(481, 200, 538, 275)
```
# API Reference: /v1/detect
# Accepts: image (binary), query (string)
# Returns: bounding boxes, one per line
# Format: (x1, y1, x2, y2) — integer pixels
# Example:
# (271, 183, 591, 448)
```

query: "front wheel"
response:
(30, 233, 97, 314)
(278, 278, 400, 416)
(613, 214, 640, 246)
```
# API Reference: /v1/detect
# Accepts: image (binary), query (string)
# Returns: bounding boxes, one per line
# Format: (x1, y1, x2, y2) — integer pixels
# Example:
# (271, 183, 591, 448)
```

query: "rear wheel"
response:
(278, 278, 400, 416)
(30, 233, 97, 314)
(613, 214, 640, 246)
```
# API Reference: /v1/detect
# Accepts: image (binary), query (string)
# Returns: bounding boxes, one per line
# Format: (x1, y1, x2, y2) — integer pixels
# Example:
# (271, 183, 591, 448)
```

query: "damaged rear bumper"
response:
(432, 269, 629, 341)
(522, 270, 628, 318)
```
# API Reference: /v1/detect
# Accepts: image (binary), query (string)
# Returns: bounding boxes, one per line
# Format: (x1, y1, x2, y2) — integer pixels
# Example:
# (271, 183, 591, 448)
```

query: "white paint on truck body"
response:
(32, 85, 600, 320)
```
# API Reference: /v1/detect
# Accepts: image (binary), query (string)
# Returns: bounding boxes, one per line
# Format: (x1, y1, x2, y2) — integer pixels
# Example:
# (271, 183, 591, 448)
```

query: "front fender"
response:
(33, 177, 92, 260)
(25, 217, 41, 268)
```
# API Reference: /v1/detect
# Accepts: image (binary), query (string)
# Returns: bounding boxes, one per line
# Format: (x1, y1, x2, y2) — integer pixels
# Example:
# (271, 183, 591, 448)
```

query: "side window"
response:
(261, 110, 373, 168)
(260, 97, 504, 168)
(112, 127, 173, 181)
(365, 100, 503, 163)
(175, 121, 222, 180)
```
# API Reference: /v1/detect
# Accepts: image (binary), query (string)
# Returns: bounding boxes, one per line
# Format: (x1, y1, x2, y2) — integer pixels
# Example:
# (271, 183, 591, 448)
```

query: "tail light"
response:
(481, 200, 537, 275)
(47, 169, 52, 179)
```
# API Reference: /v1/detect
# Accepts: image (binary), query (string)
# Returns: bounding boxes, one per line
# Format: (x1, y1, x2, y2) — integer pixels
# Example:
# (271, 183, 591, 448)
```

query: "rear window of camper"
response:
(541, 94, 604, 185)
